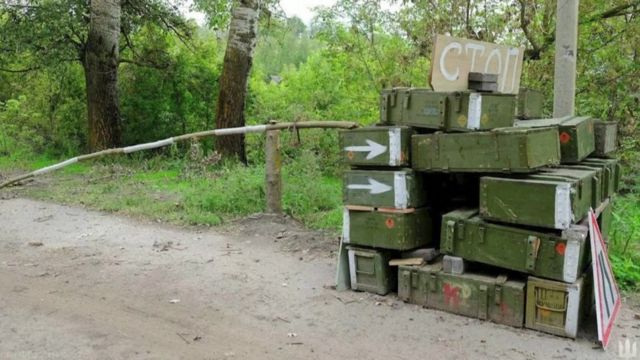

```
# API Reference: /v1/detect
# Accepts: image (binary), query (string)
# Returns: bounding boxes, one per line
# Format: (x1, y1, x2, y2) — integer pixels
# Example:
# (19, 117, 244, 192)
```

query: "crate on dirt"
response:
(525, 274, 592, 338)
(347, 246, 397, 295)
(441, 209, 589, 283)
(343, 206, 434, 251)
(340, 126, 412, 167)
(343, 169, 427, 209)
(516, 88, 544, 119)
(411, 127, 560, 173)
(398, 262, 526, 327)
(514, 116, 595, 163)
(479, 171, 594, 230)
(380, 88, 515, 131)
(593, 120, 618, 157)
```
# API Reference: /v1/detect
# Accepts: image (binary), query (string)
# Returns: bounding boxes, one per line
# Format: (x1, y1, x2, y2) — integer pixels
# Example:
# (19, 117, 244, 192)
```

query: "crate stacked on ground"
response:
(337, 82, 622, 339)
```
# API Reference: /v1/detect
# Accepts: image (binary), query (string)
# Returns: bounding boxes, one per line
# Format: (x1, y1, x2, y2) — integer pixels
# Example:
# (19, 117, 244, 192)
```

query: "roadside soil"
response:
(0, 198, 638, 360)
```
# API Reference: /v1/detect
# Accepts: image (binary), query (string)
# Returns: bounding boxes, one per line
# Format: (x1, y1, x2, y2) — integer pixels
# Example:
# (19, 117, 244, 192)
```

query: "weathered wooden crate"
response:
(343, 169, 426, 209)
(441, 209, 589, 283)
(343, 206, 434, 251)
(525, 275, 591, 338)
(398, 263, 526, 327)
(514, 116, 595, 163)
(593, 120, 618, 157)
(479, 171, 594, 230)
(516, 88, 544, 119)
(347, 246, 397, 295)
(340, 126, 412, 167)
(412, 127, 560, 173)
(534, 167, 603, 210)
(380, 88, 515, 131)
(582, 158, 621, 195)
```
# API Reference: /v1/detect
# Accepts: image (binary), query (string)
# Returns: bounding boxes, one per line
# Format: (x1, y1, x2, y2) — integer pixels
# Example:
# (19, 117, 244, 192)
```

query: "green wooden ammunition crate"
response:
(535, 167, 602, 210)
(340, 126, 412, 167)
(343, 169, 426, 209)
(554, 165, 606, 208)
(480, 174, 593, 230)
(412, 127, 560, 173)
(526, 275, 590, 338)
(347, 246, 397, 295)
(593, 120, 618, 157)
(381, 89, 515, 131)
(398, 264, 526, 327)
(582, 158, 621, 194)
(441, 209, 589, 282)
(379, 87, 409, 125)
(514, 116, 595, 163)
(343, 207, 434, 250)
(598, 201, 613, 241)
(516, 88, 544, 119)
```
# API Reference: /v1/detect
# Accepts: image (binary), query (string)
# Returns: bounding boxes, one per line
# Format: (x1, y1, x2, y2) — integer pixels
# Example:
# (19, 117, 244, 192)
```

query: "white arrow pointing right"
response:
(347, 178, 393, 195)
(344, 139, 387, 160)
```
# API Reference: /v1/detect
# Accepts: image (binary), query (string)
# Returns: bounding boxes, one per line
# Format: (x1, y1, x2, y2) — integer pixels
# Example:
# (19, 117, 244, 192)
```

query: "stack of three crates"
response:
(339, 85, 620, 338)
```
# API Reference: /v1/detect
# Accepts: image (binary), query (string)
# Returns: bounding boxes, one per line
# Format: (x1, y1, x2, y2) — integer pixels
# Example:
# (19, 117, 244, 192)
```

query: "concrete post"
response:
(553, 0, 580, 118)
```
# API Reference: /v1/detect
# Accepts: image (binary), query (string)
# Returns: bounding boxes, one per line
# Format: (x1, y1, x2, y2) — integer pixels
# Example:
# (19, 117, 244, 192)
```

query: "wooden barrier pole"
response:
(265, 130, 282, 213)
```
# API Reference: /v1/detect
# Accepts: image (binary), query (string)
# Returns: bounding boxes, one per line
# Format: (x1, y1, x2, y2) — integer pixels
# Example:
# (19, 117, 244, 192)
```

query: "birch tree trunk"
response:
(83, 0, 122, 151)
(215, 0, 259, 163)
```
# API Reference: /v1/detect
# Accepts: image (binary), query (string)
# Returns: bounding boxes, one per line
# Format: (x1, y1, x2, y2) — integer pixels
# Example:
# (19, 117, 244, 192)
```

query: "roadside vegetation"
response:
(1, 1, 638, 289)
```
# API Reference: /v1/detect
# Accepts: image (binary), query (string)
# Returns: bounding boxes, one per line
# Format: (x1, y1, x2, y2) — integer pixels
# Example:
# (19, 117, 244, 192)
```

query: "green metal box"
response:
(516, 88, 544, 119)
(593, 120, 618, 157)
(340, 126, 412, 167)
(598, 200, 613, 241)
(441, 209, 589, 282)
(343, 206, 434, 251)
(398, 263, 526, 327)
(411, 127, 561, 173)
(534, 167, 602, 210)
(514, 116, 595, 163)
(347, 246, 397, 295)
(582, 158, 621, 194)
(479, 173, 593, 230)
(525, 275, 590, 338)
(381, 89, 515, 131)
(343, 169, 426, 209)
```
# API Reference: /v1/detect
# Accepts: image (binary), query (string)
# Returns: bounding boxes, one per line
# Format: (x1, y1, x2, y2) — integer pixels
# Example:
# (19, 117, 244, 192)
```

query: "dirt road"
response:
(0, 198, 637, 359)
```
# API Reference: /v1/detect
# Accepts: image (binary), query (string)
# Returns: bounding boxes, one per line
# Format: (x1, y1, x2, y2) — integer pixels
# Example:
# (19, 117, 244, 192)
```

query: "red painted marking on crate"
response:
(385, 218, 395, 229)
(559, 132, 571, 144)
(443, 283, 460, 308)
(347, 151, 354, 160)
(555, 242, 567, 256)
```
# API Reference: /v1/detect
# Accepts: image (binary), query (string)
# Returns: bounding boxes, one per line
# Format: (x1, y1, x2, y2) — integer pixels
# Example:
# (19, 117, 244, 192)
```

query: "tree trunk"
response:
(215, 0, 259, 163)
(83, 0, 122, 151)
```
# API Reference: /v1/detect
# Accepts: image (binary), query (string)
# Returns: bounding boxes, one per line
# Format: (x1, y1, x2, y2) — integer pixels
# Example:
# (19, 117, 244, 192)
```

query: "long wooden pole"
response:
(265, 130, 282, 214)
(0, 121, 358, 189)
(553, 0, 579, 117)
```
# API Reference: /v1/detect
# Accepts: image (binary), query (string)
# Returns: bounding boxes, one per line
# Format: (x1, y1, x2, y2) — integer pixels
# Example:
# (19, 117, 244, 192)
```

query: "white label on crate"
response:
(467, 93, 482, 129)
(347, 178, 392, 195)
(563, 238, 582, 283)
(348, 250, 357, 290)
(342, 208, 350, 244)
(394, 172, 409, 209)
(565, 280, 583, 338)
(388, 128, 402, 165)
(344, 139, 387, 160)
(554, 183, 573, 229)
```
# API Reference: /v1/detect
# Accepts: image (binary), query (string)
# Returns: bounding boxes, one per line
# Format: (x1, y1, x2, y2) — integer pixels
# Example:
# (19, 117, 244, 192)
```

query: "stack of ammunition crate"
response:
(338, 83, 620, 338)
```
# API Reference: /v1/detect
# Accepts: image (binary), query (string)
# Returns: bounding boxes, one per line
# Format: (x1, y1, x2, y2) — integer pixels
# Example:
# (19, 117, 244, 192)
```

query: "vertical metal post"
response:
(553, 0, 580, 118)
(265, 130, 282, 213)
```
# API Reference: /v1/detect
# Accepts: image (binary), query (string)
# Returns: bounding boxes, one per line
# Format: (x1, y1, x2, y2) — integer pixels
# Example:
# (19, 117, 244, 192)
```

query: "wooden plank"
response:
(389, 258, 425, 266)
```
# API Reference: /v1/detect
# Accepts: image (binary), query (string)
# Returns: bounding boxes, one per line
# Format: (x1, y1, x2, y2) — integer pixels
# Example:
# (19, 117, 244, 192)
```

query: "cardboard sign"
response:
(430, 34, 525, 94)
(589, 209, 621, 348)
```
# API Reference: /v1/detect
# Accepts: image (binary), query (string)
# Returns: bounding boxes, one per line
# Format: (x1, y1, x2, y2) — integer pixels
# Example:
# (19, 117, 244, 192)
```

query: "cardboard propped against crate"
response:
(430, 34, 525, 95)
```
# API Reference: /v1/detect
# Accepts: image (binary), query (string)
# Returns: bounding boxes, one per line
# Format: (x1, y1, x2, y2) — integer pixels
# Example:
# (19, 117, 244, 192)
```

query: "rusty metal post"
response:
(265, 130, 282, 213)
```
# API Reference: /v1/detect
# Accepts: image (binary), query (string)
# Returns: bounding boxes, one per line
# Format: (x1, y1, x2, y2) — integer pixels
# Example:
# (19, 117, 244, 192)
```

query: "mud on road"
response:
(0, 198, 638, 359)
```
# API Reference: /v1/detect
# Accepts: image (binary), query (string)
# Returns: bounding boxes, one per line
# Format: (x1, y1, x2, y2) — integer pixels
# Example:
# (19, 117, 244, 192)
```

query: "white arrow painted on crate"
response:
(347, 178, 393, 195)
(344, 139, 387, 160)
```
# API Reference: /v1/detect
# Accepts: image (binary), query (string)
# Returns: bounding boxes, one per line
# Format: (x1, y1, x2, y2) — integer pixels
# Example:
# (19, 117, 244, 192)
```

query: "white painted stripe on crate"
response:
(565, 281, 582, 338)
(388, 128, 401, 166)
(563, 239, 581, 283)
(123, 138, 175, 153)
(467, 93, 482, 130)
(394, 172, 408, 209)
(33, 157, 79, 176)
(342, 207, 350, 244)
(554, 183, 573, 229)
(348, 249, 357, 290)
